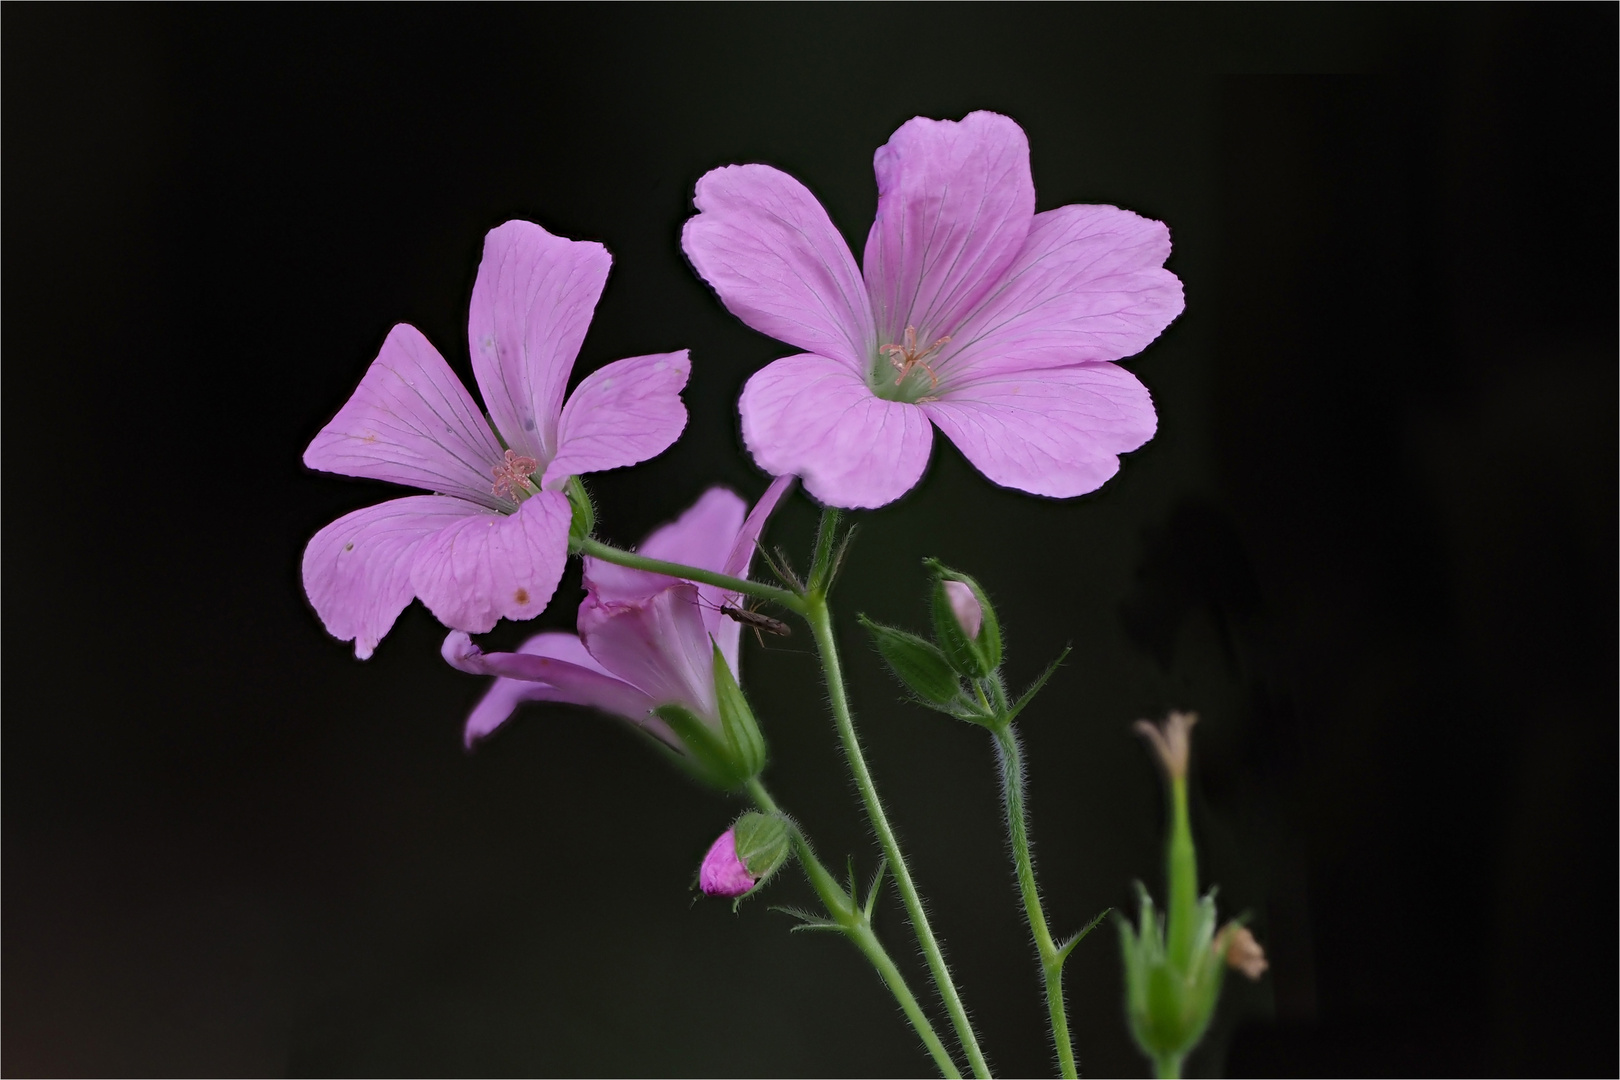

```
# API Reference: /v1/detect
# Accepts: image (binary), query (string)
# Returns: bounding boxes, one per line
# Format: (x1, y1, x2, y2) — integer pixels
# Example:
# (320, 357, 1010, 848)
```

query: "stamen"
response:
(878, 325, 950, 390)
(491, 449, 540, 501)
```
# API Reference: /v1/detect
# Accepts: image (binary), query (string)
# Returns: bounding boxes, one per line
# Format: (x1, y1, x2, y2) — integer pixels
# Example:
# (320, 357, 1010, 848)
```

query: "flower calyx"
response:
(653, 643, 767, 789)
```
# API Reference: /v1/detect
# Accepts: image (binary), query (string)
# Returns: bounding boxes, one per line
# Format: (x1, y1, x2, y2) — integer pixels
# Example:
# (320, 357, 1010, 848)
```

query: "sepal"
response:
(859, 616, 963, 709)
(565, 475, 596, 549)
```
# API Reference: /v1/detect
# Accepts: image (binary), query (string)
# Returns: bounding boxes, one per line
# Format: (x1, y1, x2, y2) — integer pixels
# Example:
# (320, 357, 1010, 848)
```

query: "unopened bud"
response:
(926, 561, 1002, 678)
(1134, 710, 1198, 780)
(699, 812, 792, 899)
(1217, 923, 1268, 980)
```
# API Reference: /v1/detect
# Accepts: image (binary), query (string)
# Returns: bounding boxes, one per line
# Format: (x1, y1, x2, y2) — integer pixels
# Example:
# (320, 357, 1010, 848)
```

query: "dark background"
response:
(7, 6, 1615, 1077)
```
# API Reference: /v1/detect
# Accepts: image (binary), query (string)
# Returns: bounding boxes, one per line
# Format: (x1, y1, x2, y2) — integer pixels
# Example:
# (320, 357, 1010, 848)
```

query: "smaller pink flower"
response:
(699, 828, 756, 898)
(302, 221, 691, 658)
(445, 476, 794, 749)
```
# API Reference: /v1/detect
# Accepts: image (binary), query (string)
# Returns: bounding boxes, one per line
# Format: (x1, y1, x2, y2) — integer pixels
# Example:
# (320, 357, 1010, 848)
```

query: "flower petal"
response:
(303, 495, 485, 659)
(863, 112, 1035, 347)
(467, 220, 611, 464)
(683, 164, 874, 370)
(713, 473, 795, 675)
(578, 584, 718, 720)
(408, 489, 572, 633)
(921, 362, 1156, 498)
(443, 631, 666, 746)
(582, 487, 746, 611)
(541, 350, 691, 488)
(739, 354, 933, 509)
(941, 205, 1185, 382)
(303, 324, 508, 509)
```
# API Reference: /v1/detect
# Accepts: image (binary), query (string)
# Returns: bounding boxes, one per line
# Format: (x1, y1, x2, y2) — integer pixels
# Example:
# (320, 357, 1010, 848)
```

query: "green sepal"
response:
(712, 643, 767, 779)
(651, 703, 743, 789)
(925, 559, 1003, 678)
(732, 811, 792, 883)
(565, 475, 596, 549)
(858, 615, 963, 708)
(1118, 882, 1227, 1066)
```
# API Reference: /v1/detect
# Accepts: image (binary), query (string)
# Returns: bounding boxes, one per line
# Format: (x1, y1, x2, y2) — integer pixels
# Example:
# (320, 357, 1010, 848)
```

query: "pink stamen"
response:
(491, 449, 539, 500)
(878, 325, 950, 389)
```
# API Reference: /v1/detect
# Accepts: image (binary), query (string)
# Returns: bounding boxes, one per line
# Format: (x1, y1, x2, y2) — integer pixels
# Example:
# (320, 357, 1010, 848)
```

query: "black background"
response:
(7, 6, 1615, 1077)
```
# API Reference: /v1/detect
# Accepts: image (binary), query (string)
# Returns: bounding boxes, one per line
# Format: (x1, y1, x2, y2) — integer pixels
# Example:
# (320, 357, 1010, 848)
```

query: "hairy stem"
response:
(804, 592, 992, 1079)
(746, 779, 960, 1078)
(576, 537, 804, 612)
(993, 722, 1077, 1078)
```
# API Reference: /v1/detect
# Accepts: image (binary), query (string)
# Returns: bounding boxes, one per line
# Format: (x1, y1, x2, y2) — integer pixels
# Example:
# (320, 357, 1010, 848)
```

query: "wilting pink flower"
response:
(444, 475, 793, 747)
(303, 221, 691, 658)
(699, 828, 757, 898)
(683, 111, 1183, 509)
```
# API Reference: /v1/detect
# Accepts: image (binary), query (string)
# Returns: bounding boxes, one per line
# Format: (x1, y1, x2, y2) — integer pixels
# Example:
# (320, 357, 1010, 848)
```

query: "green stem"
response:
(1155, 1051, 1184, 1079)
(745, 779, 960, 1079)
(804, 593, 992, 1079)
(577, 537, 804, 613)
(992, 722, 1077, 1079)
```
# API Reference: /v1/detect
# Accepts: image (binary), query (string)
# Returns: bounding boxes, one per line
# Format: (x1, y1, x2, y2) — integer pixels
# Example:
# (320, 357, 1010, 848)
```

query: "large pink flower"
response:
(682, 111, 1184, 509)
(444, 476, 793, 748)
(303, 221, 691, 658)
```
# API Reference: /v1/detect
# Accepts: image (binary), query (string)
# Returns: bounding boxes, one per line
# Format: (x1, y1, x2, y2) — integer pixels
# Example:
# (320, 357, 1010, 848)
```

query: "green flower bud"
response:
(859, 616, 962, 707)
(925, 560, 1002, 678)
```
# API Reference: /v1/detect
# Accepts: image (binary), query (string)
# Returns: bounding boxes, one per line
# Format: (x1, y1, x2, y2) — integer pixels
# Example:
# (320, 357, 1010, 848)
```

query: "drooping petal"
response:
(467, 220, 611, 464)
(443, 631, 667, 745)
(738, 354, 933, 509)
(863, 112, 1035, 347)
(408, 488, 572, 633)
(921, 362, 1156, 499)
(541, 350, 691, 488)
(683, 164, 875, 370)
(940, 205, 1185, 382)
(302, 495, 486, 659)
(582, 487, 746, 615)
(303, 324, 508, 509)
(578, 584, 718, 720)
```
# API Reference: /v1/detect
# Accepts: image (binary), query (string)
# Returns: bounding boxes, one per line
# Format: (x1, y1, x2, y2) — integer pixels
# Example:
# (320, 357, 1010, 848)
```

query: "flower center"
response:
(873, 325, 949, 403)
(491, 449, 540, 503)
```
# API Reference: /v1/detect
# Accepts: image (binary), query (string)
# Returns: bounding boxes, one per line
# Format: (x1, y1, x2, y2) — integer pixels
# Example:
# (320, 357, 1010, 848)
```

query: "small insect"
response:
(719, 600, 792, 641)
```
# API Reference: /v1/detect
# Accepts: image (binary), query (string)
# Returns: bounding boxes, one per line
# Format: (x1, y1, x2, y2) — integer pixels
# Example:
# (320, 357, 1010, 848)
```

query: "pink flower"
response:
(683, 111, 1183, 509)
(444, 476, 793, 748)
(303, 221, 691, 658)
(698, 828, 757, 898)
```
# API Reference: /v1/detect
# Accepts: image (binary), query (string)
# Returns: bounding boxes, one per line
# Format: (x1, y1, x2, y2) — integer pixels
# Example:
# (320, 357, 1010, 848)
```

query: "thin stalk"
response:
(577, 537, 804, 612)
(804, 594, 992, 1079)
(992, 722, 1077, 1078)
(1165, 776, 1198, 965)
(746, 779, 960, 1079)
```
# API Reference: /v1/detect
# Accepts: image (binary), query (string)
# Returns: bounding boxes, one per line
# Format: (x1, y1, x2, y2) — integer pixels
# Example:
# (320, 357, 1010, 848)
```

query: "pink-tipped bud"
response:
(1216, 923, 1269, 980)
(943, 579, 983, 640)
(699, 828, 757, 898)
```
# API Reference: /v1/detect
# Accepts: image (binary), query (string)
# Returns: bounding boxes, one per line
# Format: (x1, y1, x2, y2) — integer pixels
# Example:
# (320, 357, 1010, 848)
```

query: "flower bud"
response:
(926, 560, 1002, 678)
(699, 812, 792, 899)
(859, 616, 962, 707)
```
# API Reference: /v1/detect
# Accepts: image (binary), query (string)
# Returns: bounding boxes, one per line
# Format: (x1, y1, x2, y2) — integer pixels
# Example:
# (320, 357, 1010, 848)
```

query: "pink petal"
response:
(467, 221, 611, 464)
(683, 164, 875, 370)
(921, 362, 1157, 498)
(863, 112, 1035, 348)
(943, 580, 983, 640)
(714, 474, 795, 675)
(582, 487, 746, 611)
(699, 828, 757, 898)
(738, 354, 933, 509)
(302, 495, 486, 659)
(408, 489, 572, 634)
(443, 631, 666, 746)
(541, 350, 691, 488)
(303, 324, 508, 509)
(941, 205, 1185, 382)
(578, 584, 719, 720)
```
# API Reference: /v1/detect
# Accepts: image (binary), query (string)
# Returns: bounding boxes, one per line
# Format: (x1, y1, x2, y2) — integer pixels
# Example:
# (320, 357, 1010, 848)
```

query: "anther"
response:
(879, 325, 950, 389)
(491, 449, 540, 501)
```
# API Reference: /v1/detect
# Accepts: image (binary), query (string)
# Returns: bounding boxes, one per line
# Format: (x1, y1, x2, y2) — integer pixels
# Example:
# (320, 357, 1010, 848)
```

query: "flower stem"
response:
(745, 779, 961, 1079)
(991, 720, 1078, 1078)
(803, 590, 992, 1079)
(576, 537, 805, 613)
